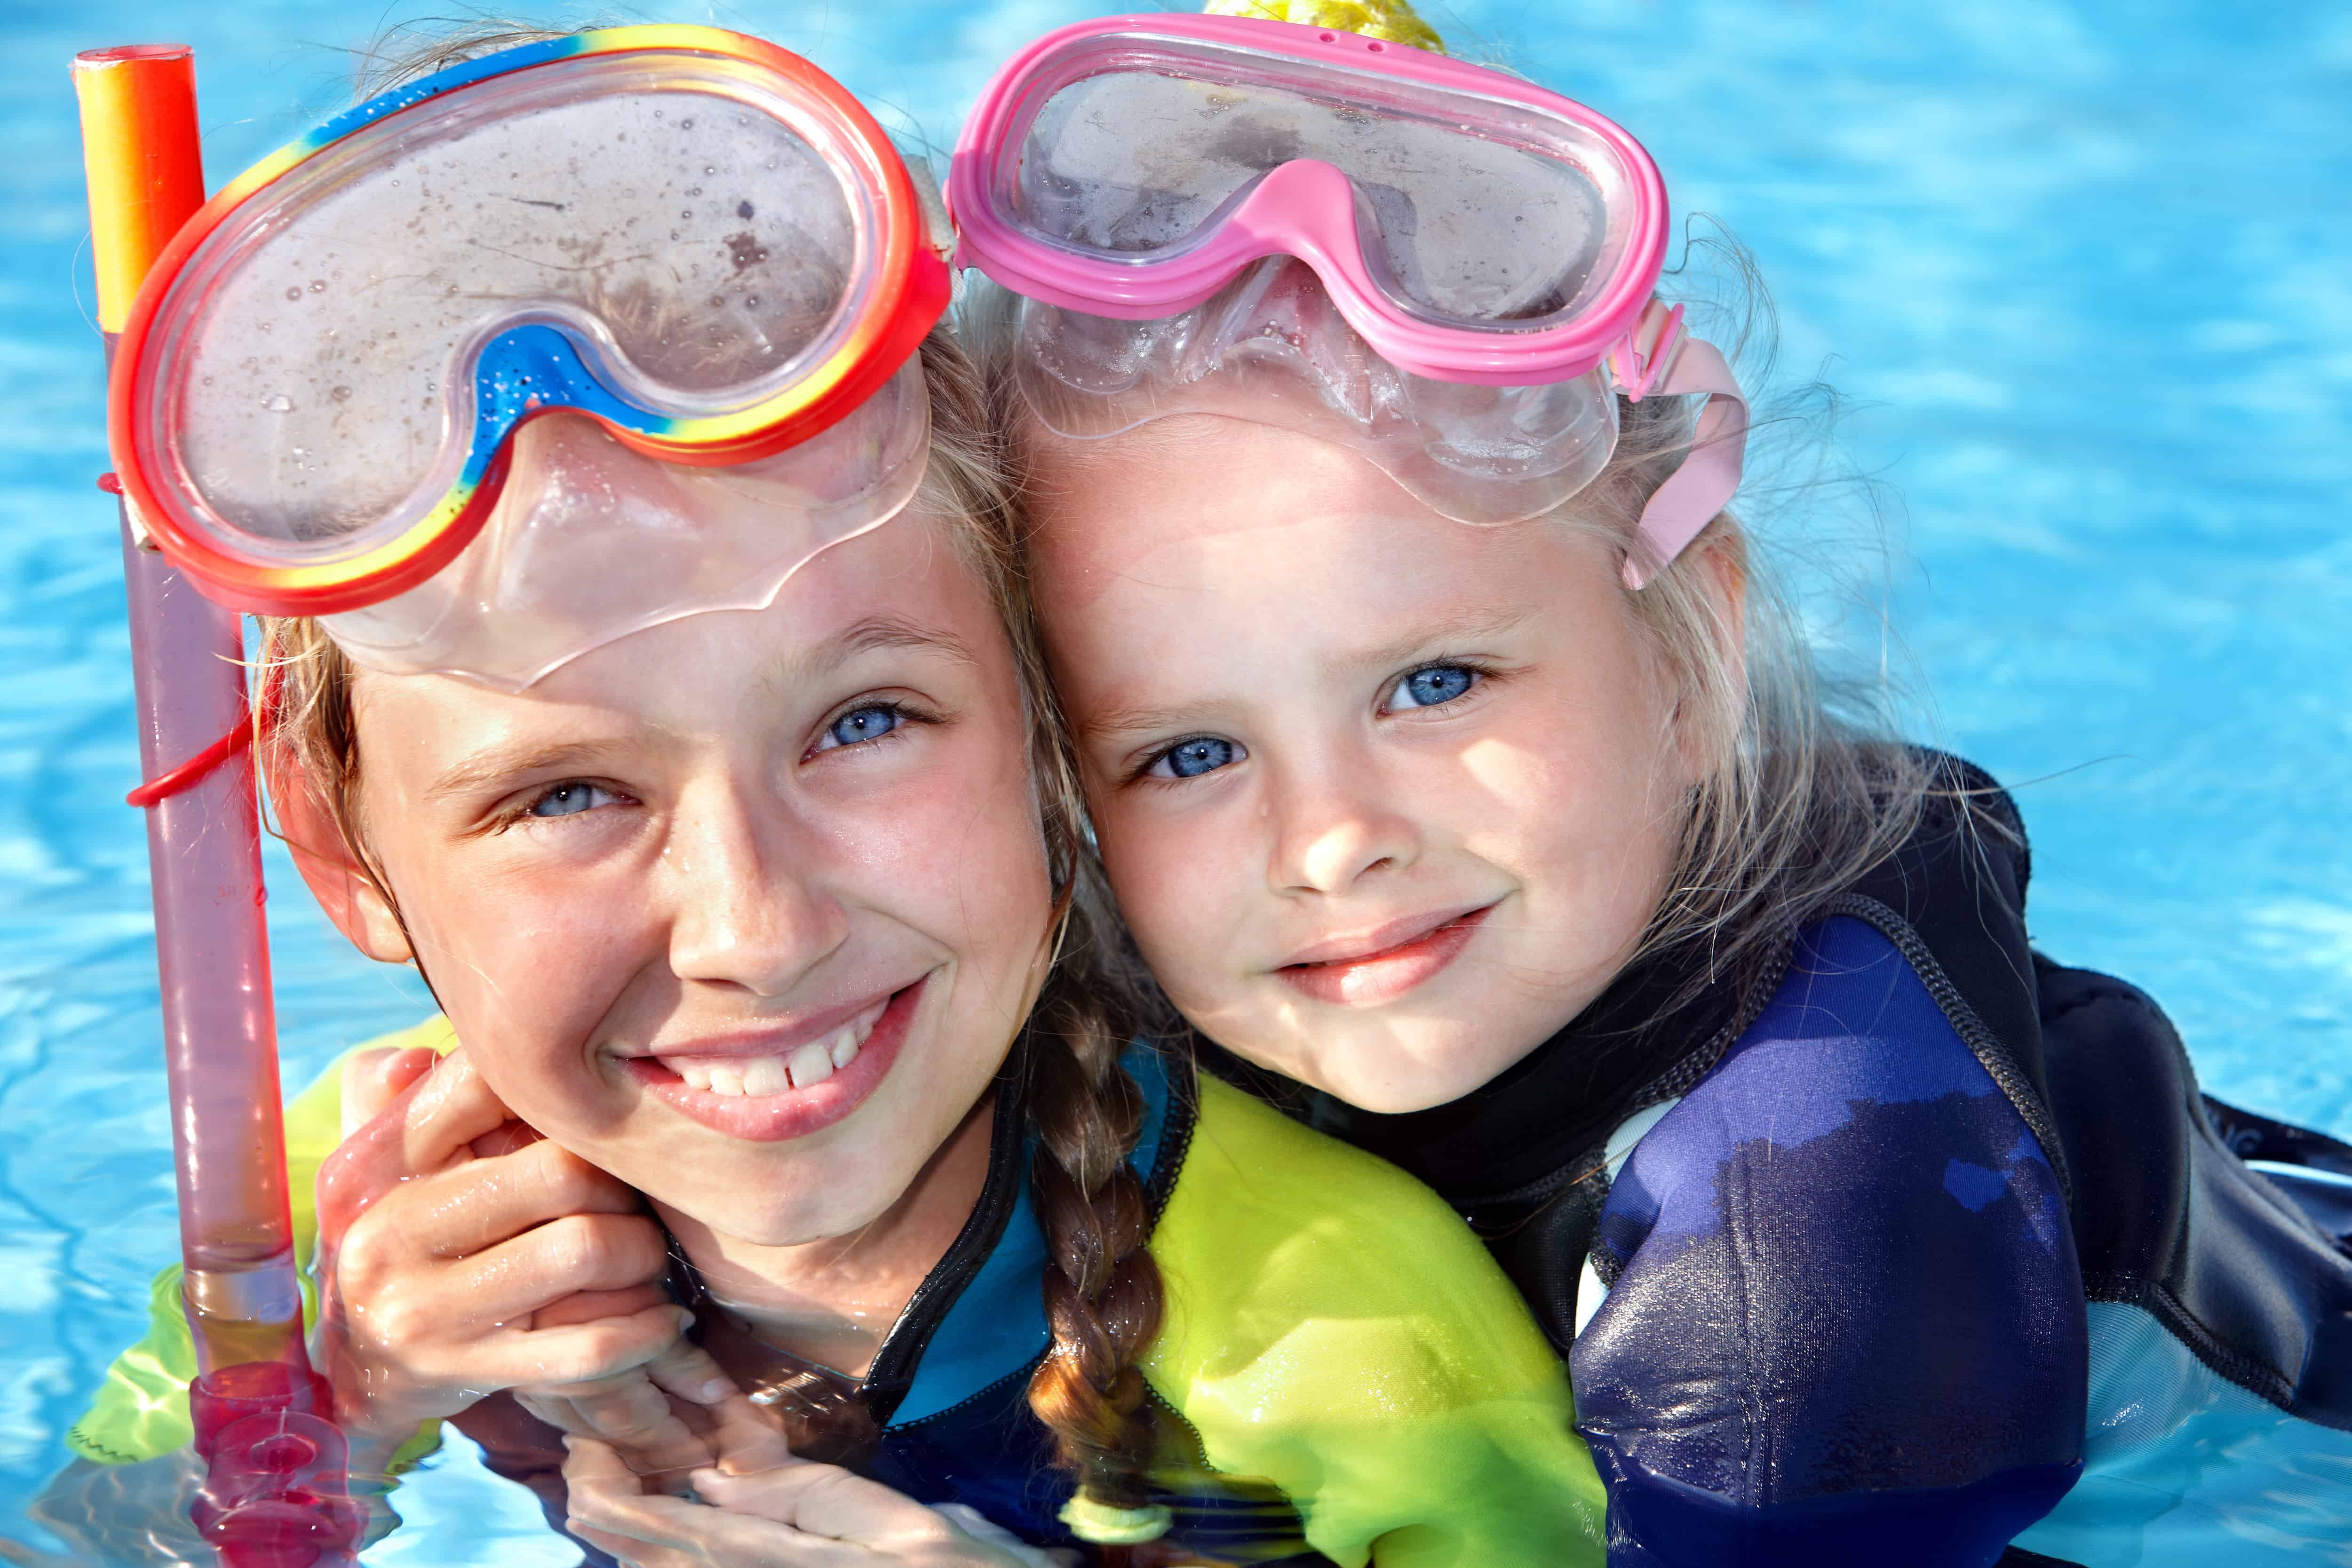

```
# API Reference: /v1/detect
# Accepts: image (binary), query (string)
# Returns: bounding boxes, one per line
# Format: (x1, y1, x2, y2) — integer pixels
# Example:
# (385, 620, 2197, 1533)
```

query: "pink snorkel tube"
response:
(72, 45, 362, 1568)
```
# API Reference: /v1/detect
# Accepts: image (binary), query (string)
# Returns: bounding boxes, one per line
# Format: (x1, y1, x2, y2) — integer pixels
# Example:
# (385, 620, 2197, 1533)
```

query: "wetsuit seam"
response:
(1144, 1053, 1200, 1227)
(883, 1351, 1048, 1433)
(1824, 894, 2076, 1208)
(2078, 1273, 2306, 1416)
(1468, 934, 1799, 1215)
(859, 1064, 1030, 1421)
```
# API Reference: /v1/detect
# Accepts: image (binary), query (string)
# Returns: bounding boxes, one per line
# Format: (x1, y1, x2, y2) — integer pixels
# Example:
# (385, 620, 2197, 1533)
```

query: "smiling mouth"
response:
(1276, 904, 1497, 1007)
(620, 977, 928, 1142)
(653, 997, 887, 1098)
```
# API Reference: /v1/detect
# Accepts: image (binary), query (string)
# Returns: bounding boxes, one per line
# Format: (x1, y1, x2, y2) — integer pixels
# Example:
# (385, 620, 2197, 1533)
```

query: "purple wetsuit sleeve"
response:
(1570, 917, 2087, 1568)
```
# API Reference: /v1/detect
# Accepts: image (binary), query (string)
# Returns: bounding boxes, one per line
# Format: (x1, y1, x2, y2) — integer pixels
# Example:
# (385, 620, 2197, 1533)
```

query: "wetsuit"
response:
(1277, 756, 2352, 1567)
(65, 1033, 1605, 1567)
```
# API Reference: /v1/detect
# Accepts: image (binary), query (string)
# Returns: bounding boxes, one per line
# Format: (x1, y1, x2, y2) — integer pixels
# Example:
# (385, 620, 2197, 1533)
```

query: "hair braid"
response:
(1022, 947, 1167, 1534)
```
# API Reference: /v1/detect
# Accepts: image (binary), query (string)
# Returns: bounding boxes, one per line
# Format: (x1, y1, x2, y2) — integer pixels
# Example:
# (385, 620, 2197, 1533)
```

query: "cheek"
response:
(846, 727, 1055, 975)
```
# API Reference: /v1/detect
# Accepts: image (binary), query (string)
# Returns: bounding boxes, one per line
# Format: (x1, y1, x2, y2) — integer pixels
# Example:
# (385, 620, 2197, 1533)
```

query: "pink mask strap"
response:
(1620, 336, 1749, 589)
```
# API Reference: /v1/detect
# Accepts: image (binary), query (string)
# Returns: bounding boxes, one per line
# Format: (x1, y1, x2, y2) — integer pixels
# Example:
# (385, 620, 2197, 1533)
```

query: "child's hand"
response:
(311, 1046, 686, 1463)
(561, 1434, 1055, 1567)
(513, 1330, 767, 1487)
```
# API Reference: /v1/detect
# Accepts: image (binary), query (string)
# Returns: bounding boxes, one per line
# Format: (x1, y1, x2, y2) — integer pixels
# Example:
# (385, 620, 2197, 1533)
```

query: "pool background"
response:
(1, 0, 2346, 1556)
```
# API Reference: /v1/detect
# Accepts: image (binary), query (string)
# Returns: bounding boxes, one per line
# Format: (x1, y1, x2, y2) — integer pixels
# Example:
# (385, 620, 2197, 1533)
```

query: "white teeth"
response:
(829, 1027, 860, 1070)
(739, 1055, 790, 1098)
(787, 1040, 834, 1089)
(677, 1062, 713, 1092)
(707, 1063, 745, 1098)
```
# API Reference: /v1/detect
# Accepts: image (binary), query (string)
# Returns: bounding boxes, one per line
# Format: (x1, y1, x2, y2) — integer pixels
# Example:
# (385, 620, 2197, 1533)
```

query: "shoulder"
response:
(1157, 1070, 1538, 1333)
(1601, 914, 2069, 1263)
(1576, 914, 2085, 1509)
(1147, 1071, 1605, 1567)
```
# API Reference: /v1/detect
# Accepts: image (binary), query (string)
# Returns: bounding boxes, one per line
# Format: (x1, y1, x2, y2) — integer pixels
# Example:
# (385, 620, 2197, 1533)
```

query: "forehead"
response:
(1026, 418, 1603, 646)
(355, 504, 1008, 739)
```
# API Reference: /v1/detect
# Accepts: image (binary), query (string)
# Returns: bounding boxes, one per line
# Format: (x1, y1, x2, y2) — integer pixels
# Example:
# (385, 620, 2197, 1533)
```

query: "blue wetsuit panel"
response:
(1572, 915, 2088, 1568)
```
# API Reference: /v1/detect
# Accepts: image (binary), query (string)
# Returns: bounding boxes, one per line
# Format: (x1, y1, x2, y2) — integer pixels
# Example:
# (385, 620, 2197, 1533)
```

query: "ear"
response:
(265, 747, 414, 966)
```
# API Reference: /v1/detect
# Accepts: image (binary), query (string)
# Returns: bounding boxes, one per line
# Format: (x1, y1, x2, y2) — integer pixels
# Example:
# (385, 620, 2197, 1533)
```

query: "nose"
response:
(1266, 750, 1421, 896)
(662, 779, 848, 996)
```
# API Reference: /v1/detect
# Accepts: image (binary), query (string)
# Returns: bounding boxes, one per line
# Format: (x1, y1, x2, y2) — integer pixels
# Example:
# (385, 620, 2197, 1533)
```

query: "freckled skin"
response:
(346, 507, 1055, 1251)
(1029, 417, 1700, 1114)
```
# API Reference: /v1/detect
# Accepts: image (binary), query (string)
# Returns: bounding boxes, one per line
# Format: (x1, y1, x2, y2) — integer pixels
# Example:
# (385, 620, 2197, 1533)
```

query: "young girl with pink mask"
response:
(954, 3, 2352, 1564)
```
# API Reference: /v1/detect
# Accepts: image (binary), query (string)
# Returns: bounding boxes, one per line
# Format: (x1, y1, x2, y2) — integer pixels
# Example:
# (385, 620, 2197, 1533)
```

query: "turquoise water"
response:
(1, 0, 2347, 1557)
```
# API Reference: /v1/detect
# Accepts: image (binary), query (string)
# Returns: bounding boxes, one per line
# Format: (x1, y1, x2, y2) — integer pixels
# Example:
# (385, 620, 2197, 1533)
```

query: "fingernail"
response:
(694, 1376, 730, 1402)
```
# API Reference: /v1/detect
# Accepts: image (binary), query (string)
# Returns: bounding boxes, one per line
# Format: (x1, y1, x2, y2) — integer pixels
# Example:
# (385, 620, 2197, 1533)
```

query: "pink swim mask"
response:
(949, 12, 1748, 582)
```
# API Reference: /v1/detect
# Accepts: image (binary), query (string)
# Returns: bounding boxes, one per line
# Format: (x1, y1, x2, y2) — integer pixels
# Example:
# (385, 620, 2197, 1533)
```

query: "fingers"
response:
(340, 1047, 438, 1140)
(520, 1373, 715, 1479)
(358, 1139, 646, 1268)
(564, 1439, 872, 1566)
(699, 1387, 794, 1478)
(691, 1460, 959, 1546)
(482, 1300, 696, 1390)
(317, 1049, 518, 1237)
(436, 1210, 671, 1329)
(639, 1337, 738, 1409)
(471, 1119, 547, 1159)
(533, 1285, 671, 1331)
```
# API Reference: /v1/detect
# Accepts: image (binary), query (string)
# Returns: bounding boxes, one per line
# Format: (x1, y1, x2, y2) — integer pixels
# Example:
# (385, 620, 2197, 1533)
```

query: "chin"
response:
(1309, 1032, 1537, 1115)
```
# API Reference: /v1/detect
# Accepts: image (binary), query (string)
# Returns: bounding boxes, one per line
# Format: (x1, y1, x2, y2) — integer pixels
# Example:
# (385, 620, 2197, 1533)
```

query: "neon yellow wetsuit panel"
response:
(1144, 1072, 1605, 1566)
(65, 1015, 456, 1466)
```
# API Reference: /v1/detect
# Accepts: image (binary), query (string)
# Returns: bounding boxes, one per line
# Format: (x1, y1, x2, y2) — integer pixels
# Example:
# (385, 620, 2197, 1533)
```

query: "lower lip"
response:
(1277, 906, 1495, 1008)
(620, 978, 925, 1142)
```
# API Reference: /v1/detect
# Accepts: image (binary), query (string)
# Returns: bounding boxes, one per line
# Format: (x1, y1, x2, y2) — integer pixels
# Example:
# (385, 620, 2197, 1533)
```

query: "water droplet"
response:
(680, 209, 692, 219)
(745, 295, 760, 307)
(284, 287, 302, 301)
(332, 385, 353, 402)
(680, 117, 694, 129)
(201, 375, 214, 386)
(265, 394, 293, 412)
(709, 294, 724, 308)
(686, 186, 702, 198)
(669, 231, 680, 241)
(309, 279, 327, 293)
(447, 283, 461, 295)
(703, 165, 716, 176)
(652, 108, 663, 119)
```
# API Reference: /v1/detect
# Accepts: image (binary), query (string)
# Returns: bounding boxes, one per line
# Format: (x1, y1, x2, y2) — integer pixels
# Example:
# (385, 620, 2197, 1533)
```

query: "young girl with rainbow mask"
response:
(952, 3, 2352, 1563)
(51, 25, 1604, 1567)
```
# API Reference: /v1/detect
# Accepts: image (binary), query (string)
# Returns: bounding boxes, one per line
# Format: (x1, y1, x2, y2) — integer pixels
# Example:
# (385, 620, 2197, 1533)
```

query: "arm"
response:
(1572, 924, 2087, 1567)
(1144, 1075, 1607, 1568)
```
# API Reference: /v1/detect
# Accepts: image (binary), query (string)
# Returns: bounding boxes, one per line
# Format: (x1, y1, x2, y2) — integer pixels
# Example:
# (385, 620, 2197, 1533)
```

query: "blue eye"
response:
(527, 781, 620, 819)
(1149, 737, 1242, 780)
(817, 703, 906, 751)
(1388, 664, 1478, 710)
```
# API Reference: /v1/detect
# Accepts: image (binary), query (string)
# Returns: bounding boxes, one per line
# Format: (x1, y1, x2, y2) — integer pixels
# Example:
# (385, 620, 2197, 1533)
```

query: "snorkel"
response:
(73, 45, 364, 1568)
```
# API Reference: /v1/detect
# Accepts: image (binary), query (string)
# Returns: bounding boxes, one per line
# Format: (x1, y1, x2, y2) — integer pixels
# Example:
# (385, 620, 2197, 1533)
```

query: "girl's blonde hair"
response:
(961, 260, 1954, 1034)
(262, 23, 1172, 1536)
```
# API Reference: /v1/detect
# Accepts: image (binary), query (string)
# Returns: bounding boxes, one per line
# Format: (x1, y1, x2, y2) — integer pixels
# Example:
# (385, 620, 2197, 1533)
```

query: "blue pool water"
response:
(1, 0, 2347, 1557)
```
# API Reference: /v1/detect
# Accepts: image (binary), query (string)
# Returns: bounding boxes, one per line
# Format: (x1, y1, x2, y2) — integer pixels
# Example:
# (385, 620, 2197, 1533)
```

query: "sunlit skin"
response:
(321, 499, 1053, 1369)
(1029, 416, 1725, 1114)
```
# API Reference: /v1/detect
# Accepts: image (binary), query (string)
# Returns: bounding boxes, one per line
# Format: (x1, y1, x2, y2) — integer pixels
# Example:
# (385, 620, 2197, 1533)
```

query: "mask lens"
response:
(151, 55, 875, 572)
(1012, 56, 1625, 325)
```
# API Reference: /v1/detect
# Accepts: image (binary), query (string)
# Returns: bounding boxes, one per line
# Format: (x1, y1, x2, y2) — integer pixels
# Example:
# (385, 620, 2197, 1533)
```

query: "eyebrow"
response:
(1079, 603, 1541, 743)
(425, 617, 978, 802)
(427, 740, 617, 804)
(789, 614, 980, 683)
